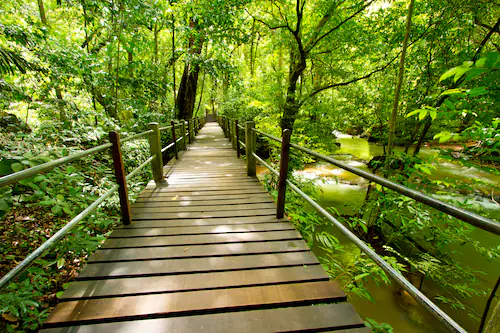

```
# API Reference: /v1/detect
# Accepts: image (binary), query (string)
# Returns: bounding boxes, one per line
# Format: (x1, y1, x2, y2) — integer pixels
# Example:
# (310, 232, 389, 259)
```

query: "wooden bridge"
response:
(40, 122, 370, 332)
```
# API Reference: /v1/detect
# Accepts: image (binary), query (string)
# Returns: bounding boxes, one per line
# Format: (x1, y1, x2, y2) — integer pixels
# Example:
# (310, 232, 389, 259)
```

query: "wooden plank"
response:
(102, 230, 301, 248)
(142, 183, 263, 191)
(136, 193, 271, 202)
(131, 203, 276, 213)
(133, 197, 274, 206)
(124, 216, 285, 228)
(60, 265, 327, 300)
(166, 178, 258, 184)
(138, 189, 268, 197)
(44, 281, 346, 327)
(132, 208, 277, 220)
(90, 240, 307, 262)
(110, 223, 294, 237)
(78, 252, 319, 279)
(41, 303, 365, 333)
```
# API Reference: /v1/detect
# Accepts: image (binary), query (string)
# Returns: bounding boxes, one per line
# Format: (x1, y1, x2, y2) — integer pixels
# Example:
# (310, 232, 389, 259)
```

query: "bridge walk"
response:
(41, 122, 370, 333)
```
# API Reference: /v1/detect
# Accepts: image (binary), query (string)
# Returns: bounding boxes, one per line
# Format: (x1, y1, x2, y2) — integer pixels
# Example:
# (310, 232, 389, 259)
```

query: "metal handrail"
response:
(289, 143, 500, 236)
(0, 143, 112, 188)
(159, 125, 172, 132)
(0, 184, 119, 289)
(252, 128, 282, 143)
(120, 130, 153, 143)
(161, 141, 175, 153)
(125, 155, 156, 181)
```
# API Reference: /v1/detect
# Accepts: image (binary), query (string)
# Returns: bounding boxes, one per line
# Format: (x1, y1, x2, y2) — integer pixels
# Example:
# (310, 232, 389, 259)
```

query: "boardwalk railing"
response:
(218, 115, 500, 333)
(0, 117, 205, 289)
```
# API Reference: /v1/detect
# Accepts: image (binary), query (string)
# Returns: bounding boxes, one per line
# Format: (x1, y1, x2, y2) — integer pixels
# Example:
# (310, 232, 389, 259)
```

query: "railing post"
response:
(277, 129, 291, 219)
(231, 120, 237, 150)
(171, 120, 178, 159)
(187, 120, 192, 144)
(224, 118, 228, 138)
(181, 119, 187, 150)
(148, 122, 164, 184)
(109, 131, 132, 225)
(245, 121, 256, 176)
(235, 119, 240, 158)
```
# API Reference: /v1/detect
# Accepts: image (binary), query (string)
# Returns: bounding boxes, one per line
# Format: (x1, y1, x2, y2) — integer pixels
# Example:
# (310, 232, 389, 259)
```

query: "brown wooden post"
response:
(231, 120, 237, 150)
(109, 131, 131, 225)
(245, 121, 256, 176)
(187, 120, 192, 144)
(235, 119, 240, 158)
(181, 119, 187, 150)
(276, 129, 291, 219)
(148, 122, 164, 183)
(171, 120, 178, 159)
(224, 117, 228, 138)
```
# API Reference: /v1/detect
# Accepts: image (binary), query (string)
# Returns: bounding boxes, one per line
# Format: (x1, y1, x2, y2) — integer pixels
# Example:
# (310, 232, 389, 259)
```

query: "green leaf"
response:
(57, 258, 65, 269)
(444, 99, 455, 111)
(33, 175, 46, 182)
(11, 162, 23, 172)
(468, 87, 488, 97)
(418, 109, 428, 121)
(429, 110, 437, 120)
(439, 67, 460, 82)
(405, 109, 421, 118)
(51, 205, 62, 215)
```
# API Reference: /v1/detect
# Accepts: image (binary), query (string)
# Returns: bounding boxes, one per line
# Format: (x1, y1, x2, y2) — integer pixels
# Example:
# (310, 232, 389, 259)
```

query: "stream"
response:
(257, 134, 500, 333)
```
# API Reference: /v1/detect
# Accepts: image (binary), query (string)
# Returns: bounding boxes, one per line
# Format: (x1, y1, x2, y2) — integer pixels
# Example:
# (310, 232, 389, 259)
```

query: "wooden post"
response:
(187, 120, 192, 144)
(231, 120, 237, 150)
(148, 122, 164, 184)
(276, 129, 291, 219)
(109, 131, 131, 225)
(171, 120, 178, 159)
(235, 119, 240, 158)
(245, 121, 256, 176)
(224, 118, 228, 138)
(181, 120, 187, 150)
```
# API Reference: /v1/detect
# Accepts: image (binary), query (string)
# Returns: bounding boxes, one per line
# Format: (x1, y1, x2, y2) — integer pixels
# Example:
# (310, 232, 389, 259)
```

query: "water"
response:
(257, 136, 500, 333)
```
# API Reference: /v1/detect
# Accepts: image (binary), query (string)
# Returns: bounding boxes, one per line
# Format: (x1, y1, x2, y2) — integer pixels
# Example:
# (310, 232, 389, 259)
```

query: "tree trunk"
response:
(37, 0, 47, 25)
(280, 48, 306, 132)
(387, 0, 415, 156)
(175, 18, 204, 120)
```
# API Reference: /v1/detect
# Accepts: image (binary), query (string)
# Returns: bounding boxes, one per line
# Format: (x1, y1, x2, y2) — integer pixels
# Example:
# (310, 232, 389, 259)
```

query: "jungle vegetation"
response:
(0, 0, 499, 332)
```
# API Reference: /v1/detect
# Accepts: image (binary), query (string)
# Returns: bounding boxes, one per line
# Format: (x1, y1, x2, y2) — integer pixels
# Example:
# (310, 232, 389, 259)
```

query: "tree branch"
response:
(306, 52, 400, 99)
(306, 0, 374, 53)
(245, 9, 290, 30)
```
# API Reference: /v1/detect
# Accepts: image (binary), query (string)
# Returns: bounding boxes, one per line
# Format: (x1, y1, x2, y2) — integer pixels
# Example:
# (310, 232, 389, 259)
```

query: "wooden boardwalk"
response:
(41, 122, 370, 332)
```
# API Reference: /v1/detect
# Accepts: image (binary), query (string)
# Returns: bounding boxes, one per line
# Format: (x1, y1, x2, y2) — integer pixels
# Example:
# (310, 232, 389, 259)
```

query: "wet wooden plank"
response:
(41, 303, 365, 333)
(132, 208, 277, 220)
(60, 265, 327, 300)
(138, 188, 268, 197)
(135, 193, 272, 202)
(78, 252, 320, 279)
(133, 197, 274, 206)
(124, 216, 285, 228)
(101, 230, 301, 248)
(131, 203, 276, 213)
(44, 281, 346, 327)
(110, 223, 294, 237)
(90, 240, 307, 262)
